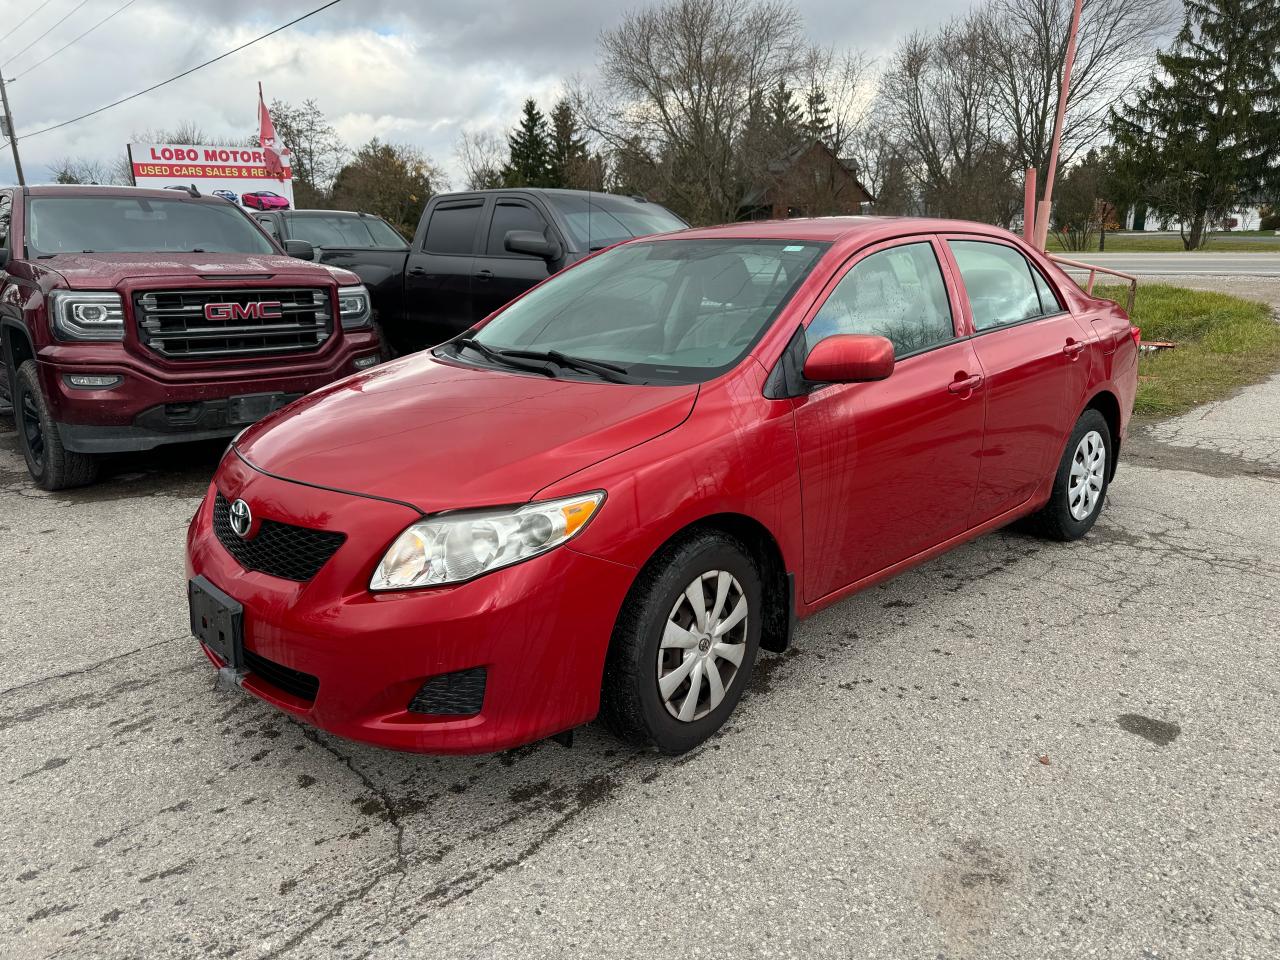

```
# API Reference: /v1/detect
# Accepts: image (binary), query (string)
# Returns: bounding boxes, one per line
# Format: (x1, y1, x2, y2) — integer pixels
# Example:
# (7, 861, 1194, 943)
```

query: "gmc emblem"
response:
(203, 300, 283, 321)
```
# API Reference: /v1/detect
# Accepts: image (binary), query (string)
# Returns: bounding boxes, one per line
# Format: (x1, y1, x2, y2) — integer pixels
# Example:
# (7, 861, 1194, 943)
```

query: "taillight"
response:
(1130, 325, 1141, 346)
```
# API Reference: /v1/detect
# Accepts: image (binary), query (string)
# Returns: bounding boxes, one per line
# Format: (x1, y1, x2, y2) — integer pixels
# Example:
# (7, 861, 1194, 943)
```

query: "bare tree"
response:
(455, 129, 506, 190)
(881, 16, 1019, 223)
(49, 156, 122, 185)
(983, 0, 1172, 183)
(578, 0, 808, 225)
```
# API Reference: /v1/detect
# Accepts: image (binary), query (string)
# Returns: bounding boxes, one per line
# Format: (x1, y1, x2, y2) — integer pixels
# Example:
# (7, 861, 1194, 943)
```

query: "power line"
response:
(11, 0, 141, 82)
(0, 0, 55, 46)
(3, 0, 95, 69)
(14, 0, 346, 142)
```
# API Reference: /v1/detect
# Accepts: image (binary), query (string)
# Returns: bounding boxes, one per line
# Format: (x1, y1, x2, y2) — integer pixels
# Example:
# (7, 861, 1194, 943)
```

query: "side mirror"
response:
(284, 239, 315, 261)
(504, 229, 561, 261)
(802, 334, 895, 384)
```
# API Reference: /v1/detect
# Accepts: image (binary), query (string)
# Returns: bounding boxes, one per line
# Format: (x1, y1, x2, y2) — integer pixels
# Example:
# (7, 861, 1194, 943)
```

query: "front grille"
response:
(244, 648, 319, 703)
(408, 667, 487, 716)
(135, 287, 332, 359)
(212, 493, 346, 582)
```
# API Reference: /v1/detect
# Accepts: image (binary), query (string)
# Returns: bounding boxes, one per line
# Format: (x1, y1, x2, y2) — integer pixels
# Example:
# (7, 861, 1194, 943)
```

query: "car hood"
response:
(235, 355, 699, 513)
(41, 252, 352, 289)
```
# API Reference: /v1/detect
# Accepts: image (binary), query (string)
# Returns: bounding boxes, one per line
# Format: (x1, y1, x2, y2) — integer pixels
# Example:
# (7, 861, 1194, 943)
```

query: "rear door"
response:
(941, 236, 1092, 526)
(793, 236, 986, 602)
(403, 197, 487, 347)
(471, 196, 562, 319)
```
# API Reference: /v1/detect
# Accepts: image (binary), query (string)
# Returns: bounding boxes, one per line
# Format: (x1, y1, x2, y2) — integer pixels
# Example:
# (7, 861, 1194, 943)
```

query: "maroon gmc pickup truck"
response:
(0, 185, 382, 489)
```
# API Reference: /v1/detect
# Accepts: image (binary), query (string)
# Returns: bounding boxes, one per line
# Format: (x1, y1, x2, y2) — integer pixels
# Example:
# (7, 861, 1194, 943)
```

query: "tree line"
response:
(51, 0, 1280, 250)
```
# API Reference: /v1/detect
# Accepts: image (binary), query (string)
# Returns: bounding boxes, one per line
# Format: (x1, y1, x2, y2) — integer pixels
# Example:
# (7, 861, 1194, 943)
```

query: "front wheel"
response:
(14, 360, 99, 491)
(1028, 408, 1111, 541)
(600, 531, 763, 754)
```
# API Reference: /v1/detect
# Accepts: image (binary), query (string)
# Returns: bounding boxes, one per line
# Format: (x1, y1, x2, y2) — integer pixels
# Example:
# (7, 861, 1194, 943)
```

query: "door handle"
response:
(408, 266, 427, 276)
(475, 269, 494, 281)
(1063, 339, 1086, 358)
(948, 374, 983, 395)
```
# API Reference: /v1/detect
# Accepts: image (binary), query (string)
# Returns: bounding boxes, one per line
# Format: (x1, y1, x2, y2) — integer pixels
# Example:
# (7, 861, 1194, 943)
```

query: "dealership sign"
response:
(128, 142, 294, 207)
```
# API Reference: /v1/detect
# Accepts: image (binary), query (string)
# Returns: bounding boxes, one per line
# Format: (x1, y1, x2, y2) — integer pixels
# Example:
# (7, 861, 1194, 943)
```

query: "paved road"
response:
(2, 282, 1278, 959)
(1060, 252, 1280, 276)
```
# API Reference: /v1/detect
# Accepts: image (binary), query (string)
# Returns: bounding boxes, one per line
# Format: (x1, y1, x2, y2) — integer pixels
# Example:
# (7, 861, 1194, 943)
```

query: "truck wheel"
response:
(600, 530, 763, 754)
(14, 360, 99, 490)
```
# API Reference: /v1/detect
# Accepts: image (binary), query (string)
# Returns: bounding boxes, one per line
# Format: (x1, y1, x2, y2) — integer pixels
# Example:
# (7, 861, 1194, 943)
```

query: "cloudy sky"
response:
(0, 0, 979, 187)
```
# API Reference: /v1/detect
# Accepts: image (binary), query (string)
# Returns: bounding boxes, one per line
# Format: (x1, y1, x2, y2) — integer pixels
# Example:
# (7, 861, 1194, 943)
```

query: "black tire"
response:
(14, 360, 99, 491)
(1027, 408, 1111, 541)
(600, 530, 763, 754)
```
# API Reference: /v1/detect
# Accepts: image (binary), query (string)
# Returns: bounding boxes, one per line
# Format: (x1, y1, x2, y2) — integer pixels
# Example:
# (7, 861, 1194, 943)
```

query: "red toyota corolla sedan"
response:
(186, 217, 1138, 755)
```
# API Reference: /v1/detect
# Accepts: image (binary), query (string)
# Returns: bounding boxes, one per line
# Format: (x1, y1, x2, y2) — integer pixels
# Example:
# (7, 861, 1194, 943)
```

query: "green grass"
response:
(1049, 232, 1280, 253)
(1090, 283, 1280, 417)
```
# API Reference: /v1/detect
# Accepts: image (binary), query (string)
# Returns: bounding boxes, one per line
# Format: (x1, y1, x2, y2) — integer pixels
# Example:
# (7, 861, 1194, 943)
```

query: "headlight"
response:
(49, 291, 125, 341)
(370, 492, 605, 590)
(337, 284, 372, 330)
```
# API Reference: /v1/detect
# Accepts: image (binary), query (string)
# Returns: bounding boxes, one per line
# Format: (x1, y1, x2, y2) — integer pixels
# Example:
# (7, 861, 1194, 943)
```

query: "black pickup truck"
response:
(259, 190, 687, 354)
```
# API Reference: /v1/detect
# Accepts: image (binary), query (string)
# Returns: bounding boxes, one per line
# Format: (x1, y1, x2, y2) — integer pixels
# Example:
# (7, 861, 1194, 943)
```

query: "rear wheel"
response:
(1028, 408, 1111, 541)
(600, 531, 762, 754)
(14, 360, 99, 491)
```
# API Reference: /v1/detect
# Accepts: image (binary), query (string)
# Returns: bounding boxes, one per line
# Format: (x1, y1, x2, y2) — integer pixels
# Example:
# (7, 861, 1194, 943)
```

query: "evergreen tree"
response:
(502, 99, 553, 188)
(804, 84, 833, 145)
(547, 99, 590, 189)
(766, 80, 805, 153)
(1110, 0, 1280, 249)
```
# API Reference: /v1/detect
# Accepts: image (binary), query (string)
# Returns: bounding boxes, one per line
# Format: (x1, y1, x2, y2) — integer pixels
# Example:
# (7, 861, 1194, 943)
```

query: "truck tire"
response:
(14, 360, 99, 490)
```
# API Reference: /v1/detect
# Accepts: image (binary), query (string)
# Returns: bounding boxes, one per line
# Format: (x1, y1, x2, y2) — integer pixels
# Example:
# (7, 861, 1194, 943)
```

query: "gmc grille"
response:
(135, 288, 332, 359)
(212, 493, 346, 582)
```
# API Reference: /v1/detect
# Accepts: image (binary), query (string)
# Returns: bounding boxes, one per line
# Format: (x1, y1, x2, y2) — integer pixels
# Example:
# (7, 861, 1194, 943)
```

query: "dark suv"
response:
(0, 185, 381, 489)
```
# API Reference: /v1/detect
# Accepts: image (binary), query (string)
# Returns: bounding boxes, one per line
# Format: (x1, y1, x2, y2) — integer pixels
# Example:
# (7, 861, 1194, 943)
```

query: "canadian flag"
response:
(258, 83, 287, 181)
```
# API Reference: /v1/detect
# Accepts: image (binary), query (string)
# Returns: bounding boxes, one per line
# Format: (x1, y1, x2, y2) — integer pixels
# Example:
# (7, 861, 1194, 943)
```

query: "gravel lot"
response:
(2, 276, 1278, 959)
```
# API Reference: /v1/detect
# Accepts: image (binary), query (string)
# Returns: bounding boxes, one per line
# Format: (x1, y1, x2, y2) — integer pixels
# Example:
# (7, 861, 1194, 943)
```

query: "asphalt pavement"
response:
(2, 276, 1278, 959)
(1060, 251, 1280, 276)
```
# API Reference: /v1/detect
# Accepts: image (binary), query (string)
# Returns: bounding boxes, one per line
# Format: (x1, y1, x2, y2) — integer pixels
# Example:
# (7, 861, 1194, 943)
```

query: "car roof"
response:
(670, 216, 1018, 244)
(22, 184, 224, 203)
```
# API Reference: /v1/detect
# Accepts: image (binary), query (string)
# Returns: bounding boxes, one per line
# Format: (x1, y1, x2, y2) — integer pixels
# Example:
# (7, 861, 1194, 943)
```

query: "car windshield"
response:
(460, 238, 828, 384)
(546, 194, 688, 250)
(26, 196, 277, 256)
(285, 213, 406, 249)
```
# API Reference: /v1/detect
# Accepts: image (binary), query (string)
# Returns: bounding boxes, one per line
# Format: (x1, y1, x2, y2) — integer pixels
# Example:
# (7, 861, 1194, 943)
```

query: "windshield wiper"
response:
(496, 347, 632, 383)
(452, 336, 556, 377)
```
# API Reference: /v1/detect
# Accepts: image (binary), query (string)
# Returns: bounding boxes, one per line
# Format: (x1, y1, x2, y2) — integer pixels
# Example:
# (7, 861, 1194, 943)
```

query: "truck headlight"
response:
(337, 284, 372, 330)
(49, 291, 125, 341)
(370, 492, 605, 591)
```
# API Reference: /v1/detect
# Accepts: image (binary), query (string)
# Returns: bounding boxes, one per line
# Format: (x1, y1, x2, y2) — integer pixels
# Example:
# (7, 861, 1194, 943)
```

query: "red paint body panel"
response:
(186, 216, 1138, 753)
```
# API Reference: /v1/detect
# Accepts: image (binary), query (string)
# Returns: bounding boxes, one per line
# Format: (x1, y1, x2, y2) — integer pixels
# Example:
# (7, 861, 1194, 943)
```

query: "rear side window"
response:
(423, 202, 483, 255)
(808, 242, 955, 357)
(948, 240, 1046, 331)
(486, 201, 549, 255)
(0, 193, 10, 250)
(1030, 263, 1064, 314)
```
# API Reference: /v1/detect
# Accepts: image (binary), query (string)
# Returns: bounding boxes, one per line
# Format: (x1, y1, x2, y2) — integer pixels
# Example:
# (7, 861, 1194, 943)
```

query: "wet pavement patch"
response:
(1117, 713, 1182, 746)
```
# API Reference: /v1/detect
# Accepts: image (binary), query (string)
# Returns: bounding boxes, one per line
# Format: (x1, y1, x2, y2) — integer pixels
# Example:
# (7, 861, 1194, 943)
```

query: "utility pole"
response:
(0, 73, 25, 186)
(1030, 0, 1084, 250)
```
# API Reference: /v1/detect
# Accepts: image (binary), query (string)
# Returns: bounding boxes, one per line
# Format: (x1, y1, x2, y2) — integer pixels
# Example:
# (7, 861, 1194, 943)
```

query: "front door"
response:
(471, 196, 561, 319)
(403, 197, 487, 348)
(793, 237, 986, 603)
(942, 237, 1092, 525)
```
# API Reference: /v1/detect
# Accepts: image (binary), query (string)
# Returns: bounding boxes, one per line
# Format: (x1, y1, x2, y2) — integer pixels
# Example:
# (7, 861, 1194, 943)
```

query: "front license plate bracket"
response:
(189, 575, 244, 670)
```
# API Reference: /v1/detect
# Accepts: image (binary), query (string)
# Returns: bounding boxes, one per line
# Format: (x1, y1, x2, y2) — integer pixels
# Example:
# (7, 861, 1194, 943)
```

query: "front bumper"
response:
(40, 332, 381, 453)
(185, 452, 636, 754)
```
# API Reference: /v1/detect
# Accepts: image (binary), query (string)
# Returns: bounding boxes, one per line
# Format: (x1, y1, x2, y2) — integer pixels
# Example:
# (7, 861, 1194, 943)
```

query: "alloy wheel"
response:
(657, 570, 749, 722)
(19, 388, 44, 471)
(1068, 429, 1105, 521)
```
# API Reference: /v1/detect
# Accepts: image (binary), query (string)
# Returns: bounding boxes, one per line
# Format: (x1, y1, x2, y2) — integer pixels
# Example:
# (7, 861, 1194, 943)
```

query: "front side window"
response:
(26, 196, 277, 256)
(423, 202, 483, 255)
(807, 242, 955, 357)
(486, 201, 549, 255)
(457, 238, 827, 383)
(949, 240, 1046, 331)
(0, 193, 10, 250)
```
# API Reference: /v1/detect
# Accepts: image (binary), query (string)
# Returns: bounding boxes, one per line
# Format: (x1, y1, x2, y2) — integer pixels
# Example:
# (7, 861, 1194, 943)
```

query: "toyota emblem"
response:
(229, 499, 253, 539)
